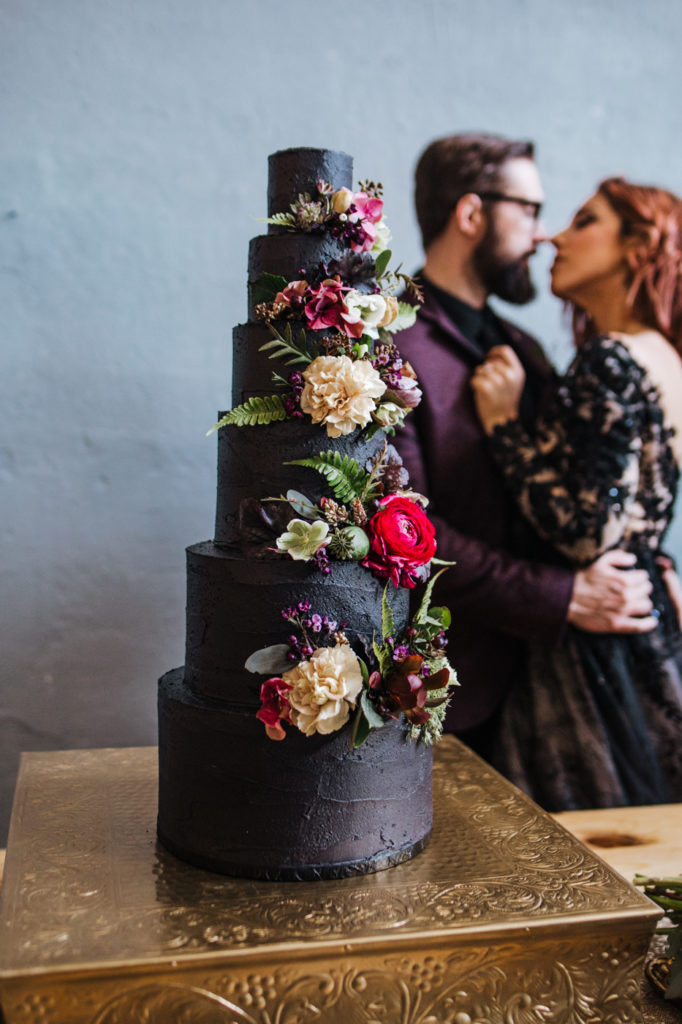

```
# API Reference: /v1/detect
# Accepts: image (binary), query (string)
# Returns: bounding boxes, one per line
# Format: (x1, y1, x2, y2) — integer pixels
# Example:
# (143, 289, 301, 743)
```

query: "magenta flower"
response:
(348, 192, 384, 253)
(362, 495, 436, 588)
(304, 277, 364, 338)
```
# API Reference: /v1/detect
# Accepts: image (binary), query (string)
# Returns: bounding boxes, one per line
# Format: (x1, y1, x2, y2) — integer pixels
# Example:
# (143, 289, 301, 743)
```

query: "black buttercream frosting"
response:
(157, 148, 433, 880)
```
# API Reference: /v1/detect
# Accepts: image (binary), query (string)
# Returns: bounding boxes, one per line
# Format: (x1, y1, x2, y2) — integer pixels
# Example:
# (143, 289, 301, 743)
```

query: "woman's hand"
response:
(471, 345, 526, 434)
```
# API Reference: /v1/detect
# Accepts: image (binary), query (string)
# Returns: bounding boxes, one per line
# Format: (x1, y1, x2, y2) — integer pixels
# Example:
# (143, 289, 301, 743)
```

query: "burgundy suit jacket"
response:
(394, 290, 574, 732)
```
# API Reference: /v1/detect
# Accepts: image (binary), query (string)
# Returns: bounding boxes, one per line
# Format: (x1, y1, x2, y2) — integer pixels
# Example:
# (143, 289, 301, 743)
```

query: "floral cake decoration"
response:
(219, 174, 458, 742)
(209, 179, 423, 439)
(243, 441, 438, 586)
(245, 570, 457, 748)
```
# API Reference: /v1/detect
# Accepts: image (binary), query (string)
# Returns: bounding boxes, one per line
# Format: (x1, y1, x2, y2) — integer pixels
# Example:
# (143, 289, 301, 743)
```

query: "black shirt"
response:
(420, 273, 538, 429)
(421, 275, 511, 358)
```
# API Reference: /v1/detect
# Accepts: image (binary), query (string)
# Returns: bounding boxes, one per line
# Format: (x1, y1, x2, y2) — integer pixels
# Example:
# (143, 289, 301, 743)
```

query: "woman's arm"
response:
(472, 338, 647, 566)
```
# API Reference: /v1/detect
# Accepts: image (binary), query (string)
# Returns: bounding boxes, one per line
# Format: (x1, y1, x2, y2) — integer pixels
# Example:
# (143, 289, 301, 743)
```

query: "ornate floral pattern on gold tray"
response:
(0, 741, 660, 1023)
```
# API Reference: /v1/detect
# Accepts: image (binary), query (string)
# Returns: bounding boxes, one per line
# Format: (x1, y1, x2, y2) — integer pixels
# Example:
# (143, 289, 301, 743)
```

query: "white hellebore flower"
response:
(344, 290, 388, 340)
(300, 355, 386, 437)
(276, 519, 330, 561)
(371, 218, 392, 254)
(372, 401, 405, 428)
(284, 643, 364, 736)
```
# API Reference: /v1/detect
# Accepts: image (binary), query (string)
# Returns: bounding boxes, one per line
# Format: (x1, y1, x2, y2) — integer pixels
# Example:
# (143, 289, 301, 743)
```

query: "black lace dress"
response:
(487, 334, 682, 810)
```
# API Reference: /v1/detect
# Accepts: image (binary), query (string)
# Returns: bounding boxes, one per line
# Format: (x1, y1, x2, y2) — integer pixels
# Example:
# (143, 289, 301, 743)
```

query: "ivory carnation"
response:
(300, 355, 386, 437)
(284, 644, 364, 736)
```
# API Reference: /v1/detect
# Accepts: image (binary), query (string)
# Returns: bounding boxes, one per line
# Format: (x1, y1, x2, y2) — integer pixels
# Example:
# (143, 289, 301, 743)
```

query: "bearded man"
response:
(393, 133, 656, 759)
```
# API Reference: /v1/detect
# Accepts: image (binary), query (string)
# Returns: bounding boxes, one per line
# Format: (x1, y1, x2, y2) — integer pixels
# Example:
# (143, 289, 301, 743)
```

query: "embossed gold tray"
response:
(0, 741, 660, 1023)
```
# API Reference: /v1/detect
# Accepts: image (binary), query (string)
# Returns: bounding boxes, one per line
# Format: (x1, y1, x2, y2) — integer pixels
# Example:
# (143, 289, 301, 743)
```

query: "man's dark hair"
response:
(415, 132, 535, 249)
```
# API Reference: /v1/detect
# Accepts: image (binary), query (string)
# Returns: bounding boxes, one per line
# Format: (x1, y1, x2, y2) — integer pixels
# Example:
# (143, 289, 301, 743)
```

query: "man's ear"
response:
(452, 192, 486, 239)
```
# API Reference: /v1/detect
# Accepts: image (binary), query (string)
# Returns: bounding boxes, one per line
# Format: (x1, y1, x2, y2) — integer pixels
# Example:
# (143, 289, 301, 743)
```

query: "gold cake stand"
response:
(0, 739, 663, 1023)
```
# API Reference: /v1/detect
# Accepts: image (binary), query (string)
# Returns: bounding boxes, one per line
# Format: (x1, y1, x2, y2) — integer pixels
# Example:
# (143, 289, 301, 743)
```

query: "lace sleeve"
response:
(486, 336, 647, 566)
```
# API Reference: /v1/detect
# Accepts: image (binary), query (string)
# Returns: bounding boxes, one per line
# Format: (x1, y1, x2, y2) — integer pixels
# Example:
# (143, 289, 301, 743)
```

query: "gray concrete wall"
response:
(2, 0, 681, 840)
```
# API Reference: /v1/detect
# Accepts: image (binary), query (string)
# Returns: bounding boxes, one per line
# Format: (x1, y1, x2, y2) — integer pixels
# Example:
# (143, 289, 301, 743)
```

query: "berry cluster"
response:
(280, 603, 346, 662)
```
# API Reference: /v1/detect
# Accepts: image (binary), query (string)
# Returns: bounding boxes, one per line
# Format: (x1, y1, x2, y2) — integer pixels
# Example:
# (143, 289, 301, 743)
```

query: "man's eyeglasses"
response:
(478, 192, 543, 221)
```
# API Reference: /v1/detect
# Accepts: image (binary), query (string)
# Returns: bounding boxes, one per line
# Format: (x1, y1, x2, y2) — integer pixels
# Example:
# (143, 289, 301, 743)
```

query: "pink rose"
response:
(304, 278, 363, 338)
(348, 192, 384, 253)
(362, 495, 436, 588)
(256, 677, 292, 741)
(353, 191, 384, 224)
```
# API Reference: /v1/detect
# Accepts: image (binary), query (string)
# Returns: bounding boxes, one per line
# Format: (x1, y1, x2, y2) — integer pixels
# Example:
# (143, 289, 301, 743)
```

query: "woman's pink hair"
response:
(572, 177, 682, 354)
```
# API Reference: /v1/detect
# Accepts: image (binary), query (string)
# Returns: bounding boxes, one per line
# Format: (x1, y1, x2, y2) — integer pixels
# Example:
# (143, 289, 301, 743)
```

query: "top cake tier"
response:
(246, 148, 362, 319)
(266, 147, 353, 224)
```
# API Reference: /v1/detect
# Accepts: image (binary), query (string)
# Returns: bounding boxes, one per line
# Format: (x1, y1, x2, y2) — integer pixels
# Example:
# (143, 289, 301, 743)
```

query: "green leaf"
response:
(361, 688, 386, 728)
(350, 705, 371, 749)
(384, 301, 418, 333)
(285, 451, 375, 505)
(363, 420, 386, 441)
(286, 489, 318, 519)
(372, 635, 392, 677)
(381, 584, 396, 642)
(374, 248, 392, 277)
(426, 606, 451, 629)
(251, 272, 289, 307)
(351, 691, 386, 749)
(244, 644, 292, 675)
(413, 567, 451, 626)
(207, 395, 288, 432)
(259, 323, 315, 366)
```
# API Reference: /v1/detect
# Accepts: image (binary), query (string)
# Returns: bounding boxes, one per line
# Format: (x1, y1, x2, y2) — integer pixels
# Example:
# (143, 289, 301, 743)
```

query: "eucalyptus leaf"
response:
(373, 249, 392, 277)
(244, 644, 292, 675)
(360, 688, 386, 729)
(286, 489, 318, 519)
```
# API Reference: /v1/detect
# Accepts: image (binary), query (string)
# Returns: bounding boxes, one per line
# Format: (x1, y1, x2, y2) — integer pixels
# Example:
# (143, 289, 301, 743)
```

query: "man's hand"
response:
(470, 345, 526, 433)
(568, 549, 657, 634)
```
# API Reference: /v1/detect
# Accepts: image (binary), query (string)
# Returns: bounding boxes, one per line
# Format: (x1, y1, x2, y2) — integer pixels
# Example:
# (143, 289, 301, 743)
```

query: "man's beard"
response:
(473, 226, 536, 305)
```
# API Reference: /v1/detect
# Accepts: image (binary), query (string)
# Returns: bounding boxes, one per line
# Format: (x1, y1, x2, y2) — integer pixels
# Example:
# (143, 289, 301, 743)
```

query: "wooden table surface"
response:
(553, 802, 682, 881)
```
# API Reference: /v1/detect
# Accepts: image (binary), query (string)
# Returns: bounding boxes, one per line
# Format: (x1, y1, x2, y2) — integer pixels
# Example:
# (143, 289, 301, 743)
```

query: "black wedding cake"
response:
(157, 147, 456, 881)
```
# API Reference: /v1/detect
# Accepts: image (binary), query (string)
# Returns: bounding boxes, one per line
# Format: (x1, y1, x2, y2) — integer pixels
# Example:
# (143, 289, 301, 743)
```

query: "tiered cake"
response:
(157, 148, 455, 881)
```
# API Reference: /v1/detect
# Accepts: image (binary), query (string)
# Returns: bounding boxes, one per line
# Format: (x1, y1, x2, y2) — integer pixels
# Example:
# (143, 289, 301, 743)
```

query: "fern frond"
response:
(259, 212, 296, 229)
(381, 585, 396, 642)
(259, 323, 315, 366)
(284, 451, 371, 504)
(207, 395, 288, 433)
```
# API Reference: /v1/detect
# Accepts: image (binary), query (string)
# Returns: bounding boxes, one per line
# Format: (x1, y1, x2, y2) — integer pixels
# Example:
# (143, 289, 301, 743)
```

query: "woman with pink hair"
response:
(472, 178, 682, 810)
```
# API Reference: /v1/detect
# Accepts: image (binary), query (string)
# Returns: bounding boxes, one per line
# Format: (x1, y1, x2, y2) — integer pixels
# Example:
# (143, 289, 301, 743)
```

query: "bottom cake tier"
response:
(157, 668, 433, 881)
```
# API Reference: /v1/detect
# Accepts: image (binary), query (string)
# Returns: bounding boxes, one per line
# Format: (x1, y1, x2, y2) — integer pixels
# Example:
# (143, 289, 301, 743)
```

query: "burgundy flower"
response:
(256, 677, 293, 741)
(304, 277, 362, 338)
(274, 279, 309, 313)
(370, 655, 450, 725)
(362, 495, 436, 588)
